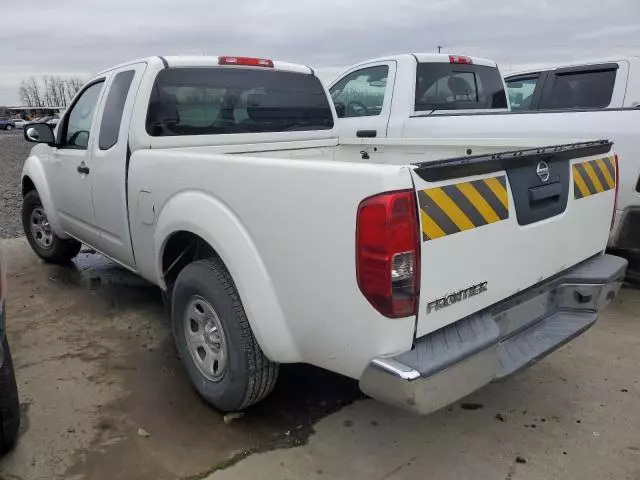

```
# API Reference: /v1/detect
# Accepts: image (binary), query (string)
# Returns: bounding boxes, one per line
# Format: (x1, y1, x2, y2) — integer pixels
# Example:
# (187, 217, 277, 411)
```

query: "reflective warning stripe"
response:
(572, 166, 591, 198)
(456, 182, 501, 224)
(424, 188, 475, 231)
(420, 209, 446, 241)
(595, 158, 615, 189)
(573, 156, 616, 199)
(419, 175, 509, 241)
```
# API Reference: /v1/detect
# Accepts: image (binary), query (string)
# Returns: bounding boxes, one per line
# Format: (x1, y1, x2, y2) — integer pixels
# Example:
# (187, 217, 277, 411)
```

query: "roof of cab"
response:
(346, 53, 498, 70)
(97, 55, 314, 76)
(506, 56, 640, 77)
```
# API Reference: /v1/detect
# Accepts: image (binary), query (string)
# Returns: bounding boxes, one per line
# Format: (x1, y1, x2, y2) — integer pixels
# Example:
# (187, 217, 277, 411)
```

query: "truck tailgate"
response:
(411, 140, 617, 338)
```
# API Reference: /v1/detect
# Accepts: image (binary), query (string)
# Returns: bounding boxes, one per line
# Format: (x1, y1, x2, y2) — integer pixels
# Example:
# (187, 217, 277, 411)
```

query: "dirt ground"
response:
(0, 237, 639, 480)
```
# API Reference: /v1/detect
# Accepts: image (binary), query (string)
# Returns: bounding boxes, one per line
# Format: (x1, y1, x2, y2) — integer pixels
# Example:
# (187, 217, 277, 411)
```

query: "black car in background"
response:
(0, 246, 20, 453)
(0, 118, 16, 131)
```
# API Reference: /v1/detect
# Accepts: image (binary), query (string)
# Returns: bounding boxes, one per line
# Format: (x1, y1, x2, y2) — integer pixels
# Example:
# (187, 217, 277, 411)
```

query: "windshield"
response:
(415, 63, 508, 111)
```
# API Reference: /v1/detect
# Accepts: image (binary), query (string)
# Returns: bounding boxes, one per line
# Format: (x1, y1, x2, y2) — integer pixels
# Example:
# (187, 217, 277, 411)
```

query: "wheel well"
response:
(22, 177, 36, 197)
(162, 231, 216, 289)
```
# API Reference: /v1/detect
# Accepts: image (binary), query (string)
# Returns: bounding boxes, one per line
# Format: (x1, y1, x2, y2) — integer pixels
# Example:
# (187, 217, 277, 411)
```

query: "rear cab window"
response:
(146, 67, 333, 136)
(414, 62, 508, 112)
(539, 66, 617, 110)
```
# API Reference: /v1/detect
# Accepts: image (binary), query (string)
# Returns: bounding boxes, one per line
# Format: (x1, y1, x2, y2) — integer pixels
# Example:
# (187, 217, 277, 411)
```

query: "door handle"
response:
(77, 163, 90, 175)
(356, 130, 377, 138)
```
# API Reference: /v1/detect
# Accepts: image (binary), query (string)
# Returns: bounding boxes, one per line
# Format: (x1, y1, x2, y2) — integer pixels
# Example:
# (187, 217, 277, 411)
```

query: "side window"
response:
(540, 69, 616, 110)
(63, 81, 104, 149)
(506, 76, 539, 111)
(99, 70, 135, 150)
(329, 66, 389, 118)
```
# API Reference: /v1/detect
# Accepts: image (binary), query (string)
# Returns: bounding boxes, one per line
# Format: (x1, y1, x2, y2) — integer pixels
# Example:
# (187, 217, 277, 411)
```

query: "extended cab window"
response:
(146, 68, 333, 136)
(329, 66, 388, 117)
(506, 76, 539, 111)
(415, 63, 507, 111)
(539, 68, 616, 110)
(99, 70, 135, 150)
(63, 81, 104, 149)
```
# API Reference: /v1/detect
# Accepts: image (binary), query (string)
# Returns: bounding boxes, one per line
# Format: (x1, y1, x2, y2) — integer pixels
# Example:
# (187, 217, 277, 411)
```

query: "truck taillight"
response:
(449, 55, 473, 65)
(356, 190, 420, 318)
(612, 154, 619, 231)
(218, 56, 274, 68)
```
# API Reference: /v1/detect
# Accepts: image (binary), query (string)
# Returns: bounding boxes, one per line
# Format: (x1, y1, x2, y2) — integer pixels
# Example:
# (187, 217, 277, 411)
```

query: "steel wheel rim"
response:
(30, 207, 54, 250)
(184, 295, 228, 382)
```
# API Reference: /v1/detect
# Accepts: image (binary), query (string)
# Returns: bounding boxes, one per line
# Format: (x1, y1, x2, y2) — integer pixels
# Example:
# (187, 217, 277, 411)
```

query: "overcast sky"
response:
(1, 0, 639, 105)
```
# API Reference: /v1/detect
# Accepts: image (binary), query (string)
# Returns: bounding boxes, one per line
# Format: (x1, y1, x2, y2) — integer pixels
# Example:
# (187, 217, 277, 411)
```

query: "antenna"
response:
(437, 45, 443, 53)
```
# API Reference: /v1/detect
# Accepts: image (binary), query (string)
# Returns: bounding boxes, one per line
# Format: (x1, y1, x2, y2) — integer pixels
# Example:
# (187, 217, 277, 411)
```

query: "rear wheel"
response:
(0, 337, 20, 454)
(5, 125, 12, 132)
(22, 191, 81, 264)
(172, 258, 278, 412)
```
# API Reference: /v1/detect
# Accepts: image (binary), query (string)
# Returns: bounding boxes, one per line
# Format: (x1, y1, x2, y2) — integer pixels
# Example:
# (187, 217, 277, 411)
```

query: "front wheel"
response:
(22, 191, 82, 264)
(171, 258, 278, 412)
(5, 125, 12, 132)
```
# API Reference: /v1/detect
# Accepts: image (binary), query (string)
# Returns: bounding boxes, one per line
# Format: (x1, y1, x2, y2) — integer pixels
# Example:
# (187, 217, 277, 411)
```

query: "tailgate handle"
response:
(529, 182, 561, 204)
(357, 130, 377, 138)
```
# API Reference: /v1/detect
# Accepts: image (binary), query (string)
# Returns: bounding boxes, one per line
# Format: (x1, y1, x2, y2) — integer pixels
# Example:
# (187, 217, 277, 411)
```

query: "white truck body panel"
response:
(408, 151, 615, 337)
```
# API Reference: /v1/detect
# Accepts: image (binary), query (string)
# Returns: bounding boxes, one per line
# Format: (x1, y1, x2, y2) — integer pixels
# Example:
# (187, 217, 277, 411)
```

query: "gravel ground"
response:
(0, 130, 31, 238)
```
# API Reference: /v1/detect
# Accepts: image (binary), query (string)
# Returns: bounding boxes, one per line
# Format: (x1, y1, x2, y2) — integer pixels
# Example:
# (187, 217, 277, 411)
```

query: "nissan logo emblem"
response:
(536, 161, 550, 182)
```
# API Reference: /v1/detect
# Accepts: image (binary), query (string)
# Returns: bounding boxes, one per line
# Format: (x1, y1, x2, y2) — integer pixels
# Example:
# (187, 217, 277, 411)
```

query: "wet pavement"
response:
(0, 239, 362, 480)
(0, 237, 639, 480)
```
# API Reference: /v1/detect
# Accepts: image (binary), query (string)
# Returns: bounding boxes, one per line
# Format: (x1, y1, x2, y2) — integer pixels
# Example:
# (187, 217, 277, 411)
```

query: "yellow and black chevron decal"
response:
(418, 176, 509, 242)
(573, 156, 616, 199)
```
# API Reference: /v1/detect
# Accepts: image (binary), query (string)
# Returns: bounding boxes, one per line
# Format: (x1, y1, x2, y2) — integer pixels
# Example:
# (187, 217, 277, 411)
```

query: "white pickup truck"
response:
(329, 53, 640, 252)
(21, 55, 625, 415)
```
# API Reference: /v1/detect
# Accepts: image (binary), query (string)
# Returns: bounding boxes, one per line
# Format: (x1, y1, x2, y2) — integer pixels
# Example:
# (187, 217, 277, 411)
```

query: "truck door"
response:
(48, 80, 106, 247)
(89, 62, 147, 269)
(328, 61, 396, 139)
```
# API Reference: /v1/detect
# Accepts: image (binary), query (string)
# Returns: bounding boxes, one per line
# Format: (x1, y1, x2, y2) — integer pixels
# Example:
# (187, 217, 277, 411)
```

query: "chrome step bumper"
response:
(359, 254, 627, 415)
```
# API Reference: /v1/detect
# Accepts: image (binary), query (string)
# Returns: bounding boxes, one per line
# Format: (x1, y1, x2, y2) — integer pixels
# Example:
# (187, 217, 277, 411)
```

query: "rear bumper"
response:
(359, 254, 627, 415)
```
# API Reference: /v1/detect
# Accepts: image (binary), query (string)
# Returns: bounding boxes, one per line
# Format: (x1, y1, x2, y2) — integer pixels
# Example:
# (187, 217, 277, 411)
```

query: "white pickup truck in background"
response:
(329, 53, 640, 253)
(505, 57, 640, 253)
(21, 55, 625, 415)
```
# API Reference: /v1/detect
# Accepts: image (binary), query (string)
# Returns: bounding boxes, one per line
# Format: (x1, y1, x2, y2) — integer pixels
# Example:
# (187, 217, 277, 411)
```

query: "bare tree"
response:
(64, 78, 84, 104)
(17, 75, 86, 108)
(18, 78, 44, 108)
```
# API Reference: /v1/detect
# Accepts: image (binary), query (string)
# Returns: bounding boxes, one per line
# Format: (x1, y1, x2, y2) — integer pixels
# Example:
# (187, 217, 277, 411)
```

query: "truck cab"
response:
(505, 57, 640, 111)
(328, 53, 509, 138)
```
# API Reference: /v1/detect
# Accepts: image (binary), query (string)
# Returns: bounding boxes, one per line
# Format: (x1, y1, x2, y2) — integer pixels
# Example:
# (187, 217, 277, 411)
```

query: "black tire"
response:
(171, 258, 278, 412)
(22, 190, 82, 264)
(0, 336, 20, 454)
(5, 125, 12, 132)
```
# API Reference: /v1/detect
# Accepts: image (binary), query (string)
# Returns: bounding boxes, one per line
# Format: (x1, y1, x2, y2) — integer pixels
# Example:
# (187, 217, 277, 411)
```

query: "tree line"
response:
(18, 76, 85, 108)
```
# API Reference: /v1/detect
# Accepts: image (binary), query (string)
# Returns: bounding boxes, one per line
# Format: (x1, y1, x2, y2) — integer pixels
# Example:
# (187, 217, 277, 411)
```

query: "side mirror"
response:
(24, 123, 55, 144)
(334, 102, 346, 118)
